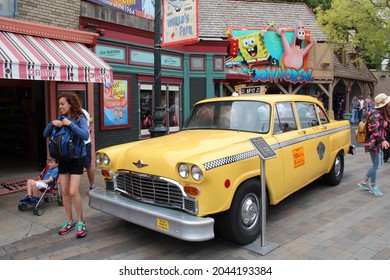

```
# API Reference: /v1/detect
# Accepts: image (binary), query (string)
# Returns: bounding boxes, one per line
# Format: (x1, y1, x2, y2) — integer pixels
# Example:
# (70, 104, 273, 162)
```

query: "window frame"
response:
(0, 0, 18, 18)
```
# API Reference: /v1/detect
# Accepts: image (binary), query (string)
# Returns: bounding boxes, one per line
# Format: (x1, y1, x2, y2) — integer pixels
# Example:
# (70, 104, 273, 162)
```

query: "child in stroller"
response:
(18, 156, 60, 216)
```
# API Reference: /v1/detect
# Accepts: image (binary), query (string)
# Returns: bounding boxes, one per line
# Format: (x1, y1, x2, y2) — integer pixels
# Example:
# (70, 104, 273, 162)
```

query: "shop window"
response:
(140, 84, 153, 134)
(0, 0, 18, 18)
(214, 57, 225, 71)
(140, 84, 180, 137)
(190, 56, 205, 71)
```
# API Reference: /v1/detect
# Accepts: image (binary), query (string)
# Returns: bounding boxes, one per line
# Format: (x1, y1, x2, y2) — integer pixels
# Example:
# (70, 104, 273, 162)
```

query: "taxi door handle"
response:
(321, 125, 327, 130)
(298, 130, 306, 135)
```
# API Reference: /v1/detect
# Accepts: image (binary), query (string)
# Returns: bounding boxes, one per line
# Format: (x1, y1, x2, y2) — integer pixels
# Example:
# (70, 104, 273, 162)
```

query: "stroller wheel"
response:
(58, 197, 63, 206)
(44, 197, 52, 203)
(33, 208, 43, 216)
(18, 203, 28, 212)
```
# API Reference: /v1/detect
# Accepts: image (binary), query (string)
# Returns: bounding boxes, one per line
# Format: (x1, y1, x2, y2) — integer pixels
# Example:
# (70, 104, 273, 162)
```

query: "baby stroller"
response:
(17, 165, 62, 216)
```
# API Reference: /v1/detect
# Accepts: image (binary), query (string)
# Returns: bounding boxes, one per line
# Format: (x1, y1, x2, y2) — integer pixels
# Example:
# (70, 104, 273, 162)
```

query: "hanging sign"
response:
(162, 0, 199, 47)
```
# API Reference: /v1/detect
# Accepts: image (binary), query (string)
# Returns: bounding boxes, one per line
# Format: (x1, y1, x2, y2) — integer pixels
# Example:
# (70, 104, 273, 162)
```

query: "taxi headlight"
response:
(96, 153, 103, 165)
(191, 165, 203, 181)
(103, 154, 110, 166)
(178, 163, 189, 179)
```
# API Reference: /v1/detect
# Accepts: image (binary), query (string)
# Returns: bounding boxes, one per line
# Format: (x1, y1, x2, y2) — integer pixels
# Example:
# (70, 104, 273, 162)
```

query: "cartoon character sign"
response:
(226, 20, 316, 83)
(277, 20, 316, 69)
(237, 32, 271, 65)
(167, 0, 186, 12)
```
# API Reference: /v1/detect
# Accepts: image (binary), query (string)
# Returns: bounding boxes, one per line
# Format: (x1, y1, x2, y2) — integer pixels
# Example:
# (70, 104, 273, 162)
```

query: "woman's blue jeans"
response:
(351, 108, 358, 124)
(365, 149, 382, 185)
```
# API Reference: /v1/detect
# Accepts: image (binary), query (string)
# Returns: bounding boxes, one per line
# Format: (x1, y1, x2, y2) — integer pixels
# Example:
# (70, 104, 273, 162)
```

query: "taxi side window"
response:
(297, 102, 320, 128)
(316, 105, 330, 124)
(274, 102, 297, 134)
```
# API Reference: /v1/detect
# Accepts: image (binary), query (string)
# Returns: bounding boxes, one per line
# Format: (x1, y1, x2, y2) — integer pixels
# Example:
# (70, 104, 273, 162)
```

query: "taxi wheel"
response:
(215, 179, 265, 245)
(323, 152, 344, 186)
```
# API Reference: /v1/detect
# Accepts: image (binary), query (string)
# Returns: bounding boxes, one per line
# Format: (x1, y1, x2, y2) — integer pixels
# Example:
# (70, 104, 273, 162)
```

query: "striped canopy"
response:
(0, 31, 112, 83)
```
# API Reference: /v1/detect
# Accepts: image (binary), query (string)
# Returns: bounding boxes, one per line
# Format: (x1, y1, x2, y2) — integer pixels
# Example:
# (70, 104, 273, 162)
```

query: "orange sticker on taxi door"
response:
(293, 147, 305, 168)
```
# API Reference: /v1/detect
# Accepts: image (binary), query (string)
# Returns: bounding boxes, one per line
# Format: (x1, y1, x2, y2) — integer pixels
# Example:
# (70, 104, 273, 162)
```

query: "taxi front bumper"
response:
(88, 188, 215, 242)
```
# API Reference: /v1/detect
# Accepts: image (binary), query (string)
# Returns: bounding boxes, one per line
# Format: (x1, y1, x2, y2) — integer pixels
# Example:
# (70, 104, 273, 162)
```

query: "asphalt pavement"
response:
(0, 125, 389, 260)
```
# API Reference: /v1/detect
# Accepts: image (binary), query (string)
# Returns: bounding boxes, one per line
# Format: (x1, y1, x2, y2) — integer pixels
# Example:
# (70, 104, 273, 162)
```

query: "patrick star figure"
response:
(277, 20, 316, 69)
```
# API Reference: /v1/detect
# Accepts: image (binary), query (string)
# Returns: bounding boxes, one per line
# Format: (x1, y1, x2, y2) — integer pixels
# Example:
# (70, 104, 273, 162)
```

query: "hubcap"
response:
(240, 194, 260, 230)
(334, 155, 341, 177)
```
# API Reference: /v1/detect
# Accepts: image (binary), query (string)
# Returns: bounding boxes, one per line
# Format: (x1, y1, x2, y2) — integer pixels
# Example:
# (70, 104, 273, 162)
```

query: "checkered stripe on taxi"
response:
(203, 150, 259, 170)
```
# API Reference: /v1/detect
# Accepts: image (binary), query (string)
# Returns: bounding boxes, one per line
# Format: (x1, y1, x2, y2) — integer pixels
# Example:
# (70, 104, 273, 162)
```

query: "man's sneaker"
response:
(58, 220, 75, 235)
(369, 187, 383, 197)
(76, 221, 87, 238)
(357, 181, 371, 191)
(89, 185, 95, 190)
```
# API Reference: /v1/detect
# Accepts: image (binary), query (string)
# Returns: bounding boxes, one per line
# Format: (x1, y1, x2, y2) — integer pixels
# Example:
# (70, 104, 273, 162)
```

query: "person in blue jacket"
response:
(43, 92, 89, 238)
(20, 156, 58, 205)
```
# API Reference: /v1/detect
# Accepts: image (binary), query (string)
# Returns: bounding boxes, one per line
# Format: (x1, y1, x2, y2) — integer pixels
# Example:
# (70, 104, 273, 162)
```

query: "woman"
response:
(350, 96, 360, 124)
(43, 92, 89, 237)
(357, 93, 390, 197)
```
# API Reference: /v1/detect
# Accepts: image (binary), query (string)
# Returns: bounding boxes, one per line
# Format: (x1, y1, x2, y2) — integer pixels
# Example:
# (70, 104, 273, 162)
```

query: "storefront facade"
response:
(80, 0, 377, 151)
(80, 1, 228, 150)
(1, 0, 377, 169)
(0, 16, 112, 167)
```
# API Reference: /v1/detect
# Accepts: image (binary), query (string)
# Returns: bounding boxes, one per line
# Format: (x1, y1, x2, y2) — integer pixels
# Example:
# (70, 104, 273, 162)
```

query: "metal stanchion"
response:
(244, 137, 279, 255)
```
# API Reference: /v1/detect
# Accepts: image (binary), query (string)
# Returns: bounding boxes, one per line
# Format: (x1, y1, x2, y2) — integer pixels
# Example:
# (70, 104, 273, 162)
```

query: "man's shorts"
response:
(35, 181, 49, 190)
(83, 142, 92, 168)
(59, 158, 83, 175)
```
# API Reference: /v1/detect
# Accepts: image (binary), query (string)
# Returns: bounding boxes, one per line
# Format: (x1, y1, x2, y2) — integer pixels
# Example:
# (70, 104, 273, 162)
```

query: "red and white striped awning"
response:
(0, 31, 112, 83)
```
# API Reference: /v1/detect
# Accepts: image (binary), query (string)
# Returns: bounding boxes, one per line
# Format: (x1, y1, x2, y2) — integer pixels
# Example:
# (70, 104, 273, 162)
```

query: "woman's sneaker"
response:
(58, 220, 75, 235)
(357, 181, 370, 191)
(76, 221, 87, 238)
(369, 187, 383, 197)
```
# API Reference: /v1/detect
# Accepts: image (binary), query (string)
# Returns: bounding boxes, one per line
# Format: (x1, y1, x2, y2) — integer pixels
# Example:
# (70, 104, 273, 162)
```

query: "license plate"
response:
(156, 218, 169, 231)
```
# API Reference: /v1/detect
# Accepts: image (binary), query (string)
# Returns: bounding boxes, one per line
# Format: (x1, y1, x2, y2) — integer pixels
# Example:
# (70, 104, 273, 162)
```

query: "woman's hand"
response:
(381, 140, 389, 149)
(52, 120, 63, 128)
(61, 118, 71, 126)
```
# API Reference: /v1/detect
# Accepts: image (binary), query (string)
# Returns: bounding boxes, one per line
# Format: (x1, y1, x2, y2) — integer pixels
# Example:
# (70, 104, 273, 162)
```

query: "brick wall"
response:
(18, 0, 80, 29)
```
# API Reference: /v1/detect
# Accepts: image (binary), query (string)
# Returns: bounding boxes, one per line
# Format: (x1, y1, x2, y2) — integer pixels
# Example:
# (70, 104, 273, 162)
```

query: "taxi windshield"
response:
(183, 100, 271, 133)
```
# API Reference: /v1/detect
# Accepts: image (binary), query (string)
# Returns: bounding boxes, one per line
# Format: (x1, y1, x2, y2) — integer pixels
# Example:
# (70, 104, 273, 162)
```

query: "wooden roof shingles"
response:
(198, 0, 326, 41)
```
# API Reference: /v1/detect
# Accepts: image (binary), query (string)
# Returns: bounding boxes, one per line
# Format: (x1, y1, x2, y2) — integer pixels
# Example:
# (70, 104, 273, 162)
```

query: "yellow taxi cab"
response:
(89, 94, 355, 245)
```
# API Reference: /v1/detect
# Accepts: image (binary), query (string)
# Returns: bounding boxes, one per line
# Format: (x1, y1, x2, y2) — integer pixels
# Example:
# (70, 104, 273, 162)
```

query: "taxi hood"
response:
(110, 130, 258, 171)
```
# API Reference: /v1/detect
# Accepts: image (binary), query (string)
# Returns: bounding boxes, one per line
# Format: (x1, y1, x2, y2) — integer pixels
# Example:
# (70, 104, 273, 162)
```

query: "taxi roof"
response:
(196, 94, 321, 105)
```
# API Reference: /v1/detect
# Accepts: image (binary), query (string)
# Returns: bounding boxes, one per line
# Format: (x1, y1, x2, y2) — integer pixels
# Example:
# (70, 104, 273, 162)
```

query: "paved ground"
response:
(0, 126, 389, 260)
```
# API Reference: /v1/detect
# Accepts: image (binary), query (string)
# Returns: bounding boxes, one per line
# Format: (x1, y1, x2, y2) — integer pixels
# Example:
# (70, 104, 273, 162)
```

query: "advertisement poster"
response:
(101, 78, 131, 130)
(162, 0, 199, 47)
(86, 0, 154, 19)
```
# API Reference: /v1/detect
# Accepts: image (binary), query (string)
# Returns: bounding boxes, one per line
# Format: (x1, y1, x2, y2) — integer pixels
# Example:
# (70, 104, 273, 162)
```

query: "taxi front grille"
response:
(109, 171, 197, 215)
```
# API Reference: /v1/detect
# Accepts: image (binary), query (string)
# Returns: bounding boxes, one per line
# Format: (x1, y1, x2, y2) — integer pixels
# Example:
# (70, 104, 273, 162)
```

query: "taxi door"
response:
(295, 101, 330, 178)
(268, 102, 313, 202)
